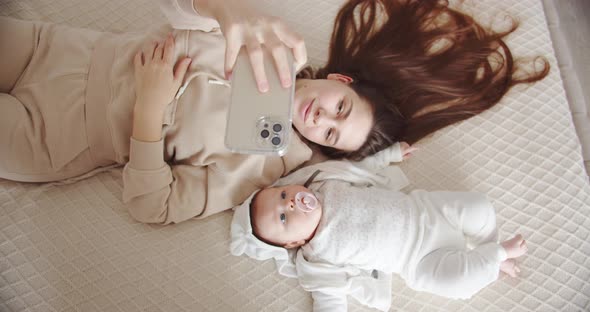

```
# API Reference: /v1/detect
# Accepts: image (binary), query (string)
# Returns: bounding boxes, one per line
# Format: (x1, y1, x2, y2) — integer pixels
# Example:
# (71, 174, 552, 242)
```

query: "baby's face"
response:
(252, 185, 323, 248)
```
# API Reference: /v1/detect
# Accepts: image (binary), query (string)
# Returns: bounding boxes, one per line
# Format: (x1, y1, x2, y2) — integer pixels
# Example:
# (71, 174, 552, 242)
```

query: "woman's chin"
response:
(292, 121, 303, 134)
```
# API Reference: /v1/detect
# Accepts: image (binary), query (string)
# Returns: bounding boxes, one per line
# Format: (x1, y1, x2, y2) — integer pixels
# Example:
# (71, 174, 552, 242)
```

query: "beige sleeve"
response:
(122, 138, 208, 224)
(159, 0, 220, 31)
(122, 138, 261, 224)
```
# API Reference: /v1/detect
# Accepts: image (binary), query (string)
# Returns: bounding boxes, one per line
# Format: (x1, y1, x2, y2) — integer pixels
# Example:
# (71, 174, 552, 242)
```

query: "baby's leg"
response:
(0, 17, 37, 93)
(410, 243, 507, 299)
(427, 191, 498, 247)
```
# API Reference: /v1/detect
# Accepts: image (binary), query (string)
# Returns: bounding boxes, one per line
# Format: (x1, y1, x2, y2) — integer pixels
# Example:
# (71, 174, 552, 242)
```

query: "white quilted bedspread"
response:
(1, 0, 589, 311)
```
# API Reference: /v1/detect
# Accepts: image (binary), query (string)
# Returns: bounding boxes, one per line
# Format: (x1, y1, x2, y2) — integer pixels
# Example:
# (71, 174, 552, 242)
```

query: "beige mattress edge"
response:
(542, 0, 590, 171)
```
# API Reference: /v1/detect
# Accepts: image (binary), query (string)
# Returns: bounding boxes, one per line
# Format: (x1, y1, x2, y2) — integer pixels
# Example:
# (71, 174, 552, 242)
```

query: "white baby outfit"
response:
(230, 144, 507, 311)
(302, 181, 413, 275)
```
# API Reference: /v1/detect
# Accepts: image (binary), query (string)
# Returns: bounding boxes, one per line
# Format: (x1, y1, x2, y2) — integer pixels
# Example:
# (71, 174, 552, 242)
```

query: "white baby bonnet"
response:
(229, 143, 410, 278)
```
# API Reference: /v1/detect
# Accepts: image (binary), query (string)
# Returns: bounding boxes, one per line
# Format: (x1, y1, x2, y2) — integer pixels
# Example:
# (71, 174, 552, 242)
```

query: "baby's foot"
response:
(500, 259, 520, 277)
(501, 234, 528, 259)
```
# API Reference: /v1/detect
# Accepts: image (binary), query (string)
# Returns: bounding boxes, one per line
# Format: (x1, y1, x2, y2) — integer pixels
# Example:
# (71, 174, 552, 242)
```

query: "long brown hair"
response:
(298, 0, 549, 160)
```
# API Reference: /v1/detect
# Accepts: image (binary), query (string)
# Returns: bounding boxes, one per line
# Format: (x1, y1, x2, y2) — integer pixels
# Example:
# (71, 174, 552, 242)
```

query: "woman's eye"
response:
(337, 100, 344, 114)
(281, 191, 286, 199)
(325, 128, 333, 140)
(280, 213, 286, 224)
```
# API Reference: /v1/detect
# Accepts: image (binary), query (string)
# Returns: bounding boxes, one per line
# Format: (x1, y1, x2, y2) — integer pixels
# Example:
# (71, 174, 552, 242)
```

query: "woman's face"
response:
(293, 74, 374, 152)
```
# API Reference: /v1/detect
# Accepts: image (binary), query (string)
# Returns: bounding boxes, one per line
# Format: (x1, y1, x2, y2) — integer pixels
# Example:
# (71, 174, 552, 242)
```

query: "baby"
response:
(248, 177, 527, 310)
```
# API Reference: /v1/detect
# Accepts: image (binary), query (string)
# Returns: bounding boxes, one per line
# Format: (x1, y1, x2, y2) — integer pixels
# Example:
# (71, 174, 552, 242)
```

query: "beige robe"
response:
(0, 0, 312, 224)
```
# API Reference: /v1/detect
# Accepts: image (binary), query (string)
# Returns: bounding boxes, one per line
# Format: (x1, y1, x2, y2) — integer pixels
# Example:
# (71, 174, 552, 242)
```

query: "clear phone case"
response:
(225, 48, 295, 156)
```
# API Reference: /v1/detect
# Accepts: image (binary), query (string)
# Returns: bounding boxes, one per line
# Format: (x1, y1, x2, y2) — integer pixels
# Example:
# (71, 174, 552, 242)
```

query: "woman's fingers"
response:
(163, 33, 175, 64)
(274, 22, 307, 70)
(174, 57, 192, 82)
(150, 42, 158, 61)
(154, 40, 164, 61)
(246, 40, 269, 93)
(266, 33, 292, 88)
(134, 51, 143, 69)
(142, 34, 175, 65)
(221, 17, 306, 91)
(224, 28, 242, 80)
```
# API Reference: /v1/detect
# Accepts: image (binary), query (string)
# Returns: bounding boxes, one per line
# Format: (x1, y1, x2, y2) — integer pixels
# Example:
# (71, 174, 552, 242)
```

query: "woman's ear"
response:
(327, 73, 354, 84)
(284, 240, 306, 249)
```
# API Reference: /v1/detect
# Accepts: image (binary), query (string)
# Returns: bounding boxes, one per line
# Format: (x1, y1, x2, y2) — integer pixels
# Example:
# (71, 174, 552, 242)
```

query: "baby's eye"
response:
(280, 213, 286, 224)
(281, 191, 286, 199)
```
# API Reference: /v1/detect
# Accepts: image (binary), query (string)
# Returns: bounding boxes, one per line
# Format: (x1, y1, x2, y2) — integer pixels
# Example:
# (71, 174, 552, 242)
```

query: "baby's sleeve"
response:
(159, 0, 220, 31)
(356, 142, 403, 171)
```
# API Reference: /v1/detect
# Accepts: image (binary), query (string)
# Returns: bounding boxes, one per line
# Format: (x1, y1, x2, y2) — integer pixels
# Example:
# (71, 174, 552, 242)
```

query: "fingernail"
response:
(282, 77, 292, 87)
(225, 71, 233, 80)
(259, 82, 269, 93)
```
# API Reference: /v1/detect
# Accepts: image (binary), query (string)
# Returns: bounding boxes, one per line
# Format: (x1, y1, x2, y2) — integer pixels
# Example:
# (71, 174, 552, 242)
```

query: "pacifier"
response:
(295, 191, 318, 212)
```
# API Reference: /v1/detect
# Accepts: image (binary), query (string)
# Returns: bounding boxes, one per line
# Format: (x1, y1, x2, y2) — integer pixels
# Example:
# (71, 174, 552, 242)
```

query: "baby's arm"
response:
(356, 141, 417, 171)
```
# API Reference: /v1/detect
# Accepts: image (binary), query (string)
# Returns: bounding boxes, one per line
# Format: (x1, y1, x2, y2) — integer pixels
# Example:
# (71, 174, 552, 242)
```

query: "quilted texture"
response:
(1, 0, 589, 311)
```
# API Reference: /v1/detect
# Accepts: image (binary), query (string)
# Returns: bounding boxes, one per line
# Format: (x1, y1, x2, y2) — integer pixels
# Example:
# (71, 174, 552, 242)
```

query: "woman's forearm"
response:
(192, 0, 254, 25)
(132, 106, 165, 142)
(192, 0, 226, 20)
(192, 0, 216, 18)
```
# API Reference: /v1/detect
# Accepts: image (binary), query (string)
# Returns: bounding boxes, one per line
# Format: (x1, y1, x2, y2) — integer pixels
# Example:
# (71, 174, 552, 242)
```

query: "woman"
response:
(0, 0, 548, 224)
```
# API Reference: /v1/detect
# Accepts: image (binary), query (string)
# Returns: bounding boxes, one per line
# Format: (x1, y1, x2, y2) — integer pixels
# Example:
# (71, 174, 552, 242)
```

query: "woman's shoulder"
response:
(282, 132, 314, 173)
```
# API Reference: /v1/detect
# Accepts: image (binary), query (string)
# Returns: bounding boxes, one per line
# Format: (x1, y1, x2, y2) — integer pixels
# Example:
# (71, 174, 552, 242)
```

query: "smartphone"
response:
(225, 48, 296, 156)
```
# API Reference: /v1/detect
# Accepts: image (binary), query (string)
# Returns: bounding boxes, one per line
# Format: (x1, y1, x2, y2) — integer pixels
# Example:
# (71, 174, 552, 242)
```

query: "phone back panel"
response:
(225, 48, 295, 156)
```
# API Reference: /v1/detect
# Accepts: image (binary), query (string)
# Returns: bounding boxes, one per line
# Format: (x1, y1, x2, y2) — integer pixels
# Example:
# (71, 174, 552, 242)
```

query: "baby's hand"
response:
(400, 142, 418, 160)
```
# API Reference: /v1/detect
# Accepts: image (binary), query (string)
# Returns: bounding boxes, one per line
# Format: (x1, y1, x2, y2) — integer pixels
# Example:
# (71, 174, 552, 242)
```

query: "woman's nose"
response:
(313, 108, 326, 126)
(313, 108, 322, 126)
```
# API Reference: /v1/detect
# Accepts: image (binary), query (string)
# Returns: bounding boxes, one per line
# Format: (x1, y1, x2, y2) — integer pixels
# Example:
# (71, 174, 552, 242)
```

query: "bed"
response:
(0, 0, 589, 311)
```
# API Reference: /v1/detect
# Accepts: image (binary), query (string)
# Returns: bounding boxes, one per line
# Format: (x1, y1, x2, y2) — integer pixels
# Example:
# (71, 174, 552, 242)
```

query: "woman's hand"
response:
(133, 34, 192, 116)
(400, 142, 418, 160)
(132, 34, 192, 142)
(196, 0, 307, 92)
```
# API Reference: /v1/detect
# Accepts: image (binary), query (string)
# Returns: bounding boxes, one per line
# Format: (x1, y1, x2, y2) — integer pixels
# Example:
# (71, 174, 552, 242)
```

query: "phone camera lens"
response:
(271, 137, 281, 146)
(273, 124, 282, 132)
(260, 129, 270, 138)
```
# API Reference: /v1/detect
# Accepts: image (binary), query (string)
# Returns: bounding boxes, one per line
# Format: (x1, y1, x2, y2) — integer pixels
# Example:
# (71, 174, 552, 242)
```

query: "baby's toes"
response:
(500, 260, 517, 277)
(521, 240, 528, 252)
